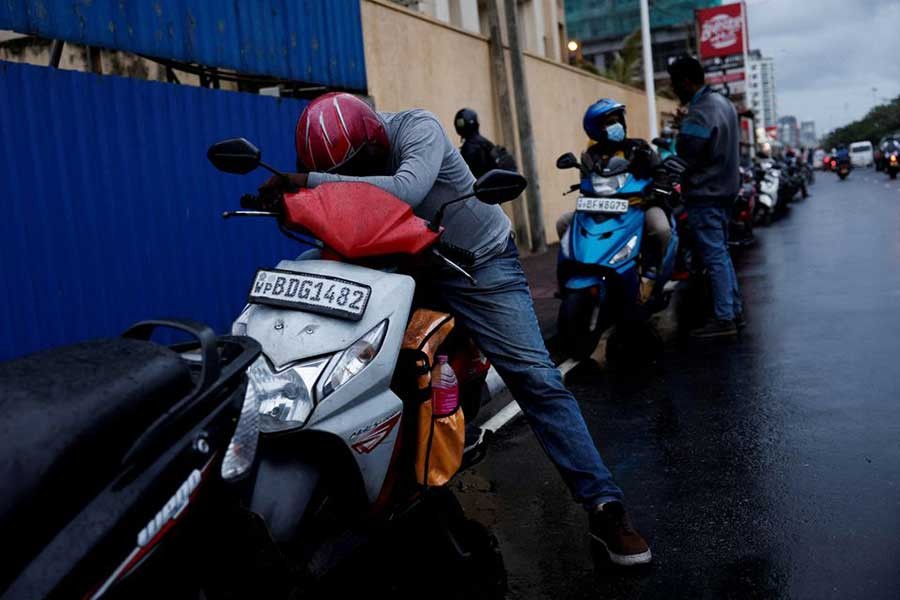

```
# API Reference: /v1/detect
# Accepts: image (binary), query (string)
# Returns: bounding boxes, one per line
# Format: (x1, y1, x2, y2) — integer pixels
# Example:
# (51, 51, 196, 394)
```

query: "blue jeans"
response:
(687, 205, 743, 321)
(430, 238, 623, 508)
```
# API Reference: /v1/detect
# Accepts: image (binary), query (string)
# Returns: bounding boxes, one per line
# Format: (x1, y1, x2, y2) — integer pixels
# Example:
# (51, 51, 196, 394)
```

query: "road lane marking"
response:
(480, 399, 522, 433)
(485, 366, 506, 399)
(558, 358, 580, 376)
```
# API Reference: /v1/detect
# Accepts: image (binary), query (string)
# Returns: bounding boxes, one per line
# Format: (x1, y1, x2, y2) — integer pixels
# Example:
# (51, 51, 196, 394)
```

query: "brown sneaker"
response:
(589, 501, 652, 566)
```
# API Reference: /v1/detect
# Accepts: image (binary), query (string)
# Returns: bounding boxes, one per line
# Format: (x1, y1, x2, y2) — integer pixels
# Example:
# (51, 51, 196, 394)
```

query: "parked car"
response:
(849, 141, 874, 168)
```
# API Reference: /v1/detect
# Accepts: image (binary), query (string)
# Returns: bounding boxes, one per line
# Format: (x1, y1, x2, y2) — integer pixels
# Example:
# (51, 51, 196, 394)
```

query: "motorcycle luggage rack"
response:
(120, 319, 261, 467)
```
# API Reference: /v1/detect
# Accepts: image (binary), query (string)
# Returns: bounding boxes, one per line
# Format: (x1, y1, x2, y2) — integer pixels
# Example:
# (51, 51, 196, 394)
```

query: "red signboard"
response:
(706, 70, 745, 85)
(697, 3, 747, 60)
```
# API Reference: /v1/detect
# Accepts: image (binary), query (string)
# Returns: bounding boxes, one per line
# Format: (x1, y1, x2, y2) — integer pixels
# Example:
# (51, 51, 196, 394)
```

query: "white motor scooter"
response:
(206, 138, 525, 594)
(755, 158, 781, 225)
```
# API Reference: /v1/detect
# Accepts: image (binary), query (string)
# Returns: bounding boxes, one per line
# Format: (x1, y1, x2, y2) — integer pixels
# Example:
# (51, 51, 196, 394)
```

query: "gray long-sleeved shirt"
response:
(676, 86, 741, 205)
(307, 109, 511, 263)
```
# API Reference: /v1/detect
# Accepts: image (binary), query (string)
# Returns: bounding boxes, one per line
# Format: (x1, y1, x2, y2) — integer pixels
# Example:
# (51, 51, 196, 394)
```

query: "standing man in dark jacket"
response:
(454, 108, 496, 178)
(668, 56, 744, 338)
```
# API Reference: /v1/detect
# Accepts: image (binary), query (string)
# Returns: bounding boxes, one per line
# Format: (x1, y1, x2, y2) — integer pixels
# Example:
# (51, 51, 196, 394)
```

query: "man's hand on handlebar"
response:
(257, 173, 309, 209)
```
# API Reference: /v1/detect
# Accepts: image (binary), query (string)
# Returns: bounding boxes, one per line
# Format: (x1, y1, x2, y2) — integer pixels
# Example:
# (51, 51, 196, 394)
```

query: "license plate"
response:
(248, 269, 371, 321)
(576, 197, 629, 214)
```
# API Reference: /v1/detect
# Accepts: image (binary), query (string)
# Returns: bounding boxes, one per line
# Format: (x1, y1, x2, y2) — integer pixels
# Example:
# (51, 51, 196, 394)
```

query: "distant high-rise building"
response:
(778, 116, 800, 149)
(747, 50, 777, 128)
(800, 121, 817, 147)
(565, 0, 721, 87)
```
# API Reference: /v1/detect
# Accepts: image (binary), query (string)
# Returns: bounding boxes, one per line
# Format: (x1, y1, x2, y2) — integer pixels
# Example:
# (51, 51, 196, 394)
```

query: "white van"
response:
(814, 148, 826, 169)
(850, 141, 874, 168)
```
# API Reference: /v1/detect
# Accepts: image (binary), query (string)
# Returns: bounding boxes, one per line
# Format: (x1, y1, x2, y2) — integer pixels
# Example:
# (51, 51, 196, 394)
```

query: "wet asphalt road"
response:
(451, 170, 900, 599)
(315, 170, 900, 599)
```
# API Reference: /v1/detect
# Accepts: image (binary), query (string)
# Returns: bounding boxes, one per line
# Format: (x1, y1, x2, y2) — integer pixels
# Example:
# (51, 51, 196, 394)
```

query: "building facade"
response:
(747, 50, 777, 128)
(800, 121, 817, 148)
(778, 115, 800, 149)
(392, 0, 568, 62)
(565, 0, 721, 86)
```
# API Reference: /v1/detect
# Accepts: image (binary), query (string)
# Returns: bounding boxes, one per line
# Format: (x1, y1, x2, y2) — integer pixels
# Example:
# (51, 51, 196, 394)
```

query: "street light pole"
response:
(639, 0, 658, 139)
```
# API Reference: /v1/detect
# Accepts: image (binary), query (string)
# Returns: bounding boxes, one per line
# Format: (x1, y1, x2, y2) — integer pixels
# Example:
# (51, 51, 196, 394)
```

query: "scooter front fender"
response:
(569, 208, 644, 267)
(565, 274, 606, 290)
(249, 452, 322, 546)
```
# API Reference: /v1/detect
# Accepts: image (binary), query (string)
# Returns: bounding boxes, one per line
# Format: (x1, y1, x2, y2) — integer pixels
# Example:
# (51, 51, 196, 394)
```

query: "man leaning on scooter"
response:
(259, 93, 653, 567)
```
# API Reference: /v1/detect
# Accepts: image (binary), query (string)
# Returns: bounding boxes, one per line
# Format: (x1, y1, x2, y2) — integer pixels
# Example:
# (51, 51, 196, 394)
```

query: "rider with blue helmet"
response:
(581, 99, 657, 175)
(558, 99, 672, 301)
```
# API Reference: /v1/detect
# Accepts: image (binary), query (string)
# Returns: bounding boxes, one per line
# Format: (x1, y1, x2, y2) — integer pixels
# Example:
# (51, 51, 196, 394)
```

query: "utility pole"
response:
(486, 0, 529, 247)
(639, 0, 658, 139)
(504, 0, 546, 252)
(48, 40, 64, 68)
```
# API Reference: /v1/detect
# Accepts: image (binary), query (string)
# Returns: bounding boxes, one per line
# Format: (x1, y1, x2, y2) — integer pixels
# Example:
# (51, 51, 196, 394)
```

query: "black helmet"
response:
(454, 108, 479, 137)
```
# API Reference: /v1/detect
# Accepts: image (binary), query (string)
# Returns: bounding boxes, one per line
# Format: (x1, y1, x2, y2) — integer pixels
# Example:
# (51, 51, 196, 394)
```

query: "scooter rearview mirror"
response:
(207, 138, 262, 174)
(556, 152, 579, 170)
(472, 169, 528, 205)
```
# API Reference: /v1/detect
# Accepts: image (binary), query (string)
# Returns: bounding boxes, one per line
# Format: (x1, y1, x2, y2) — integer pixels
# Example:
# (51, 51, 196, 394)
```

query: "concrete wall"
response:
(362, 0, 498, 144)
(362, 0, 679, 245)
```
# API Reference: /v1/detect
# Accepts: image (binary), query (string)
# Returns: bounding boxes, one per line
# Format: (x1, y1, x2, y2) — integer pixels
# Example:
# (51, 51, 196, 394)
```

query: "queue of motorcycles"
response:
(1, 140, 525, 599)
(2, 122, 820, 598)
(750, 153, 812, 224)
(553, 135, 816, 361)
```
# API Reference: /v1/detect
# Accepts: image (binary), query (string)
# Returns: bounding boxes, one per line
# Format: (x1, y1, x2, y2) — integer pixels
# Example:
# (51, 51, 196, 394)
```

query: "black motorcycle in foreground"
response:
(0, 320, 260, 600)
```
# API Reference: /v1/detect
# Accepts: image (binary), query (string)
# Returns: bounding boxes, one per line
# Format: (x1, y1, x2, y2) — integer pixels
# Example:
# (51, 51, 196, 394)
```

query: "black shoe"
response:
(690, 319, 738, 338)
(589, 502, 652, 566)
(734, 312, 747, 329)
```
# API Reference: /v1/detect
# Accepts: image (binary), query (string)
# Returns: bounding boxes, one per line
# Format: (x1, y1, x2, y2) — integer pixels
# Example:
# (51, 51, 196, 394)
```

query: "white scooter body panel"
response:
(235, 259, 416, 503)
(241, 259, 414, 369)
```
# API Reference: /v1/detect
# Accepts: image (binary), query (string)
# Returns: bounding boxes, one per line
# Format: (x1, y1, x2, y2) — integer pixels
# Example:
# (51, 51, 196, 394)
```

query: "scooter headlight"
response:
(591, 173, 628, 196)
(248, 356, 329, 433)
(609, 235, 638, 265)
(322, 320, 388, 397)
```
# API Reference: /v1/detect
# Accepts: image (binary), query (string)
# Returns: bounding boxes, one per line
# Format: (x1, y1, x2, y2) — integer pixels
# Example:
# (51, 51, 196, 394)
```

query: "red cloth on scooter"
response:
(282, 183, 441, 259)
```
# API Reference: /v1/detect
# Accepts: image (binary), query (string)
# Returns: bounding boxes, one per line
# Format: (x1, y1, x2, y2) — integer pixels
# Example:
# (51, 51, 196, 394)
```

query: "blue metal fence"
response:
(0, 0, 366, 91)
(0, 61, 311, 360)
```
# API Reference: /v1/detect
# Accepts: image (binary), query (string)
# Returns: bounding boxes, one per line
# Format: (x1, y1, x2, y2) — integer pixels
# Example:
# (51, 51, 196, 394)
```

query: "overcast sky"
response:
(722, 0, 900, 136)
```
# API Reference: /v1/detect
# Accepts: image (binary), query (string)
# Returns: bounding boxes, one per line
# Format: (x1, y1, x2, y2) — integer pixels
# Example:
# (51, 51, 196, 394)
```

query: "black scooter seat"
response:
(0, 338, 192, 563)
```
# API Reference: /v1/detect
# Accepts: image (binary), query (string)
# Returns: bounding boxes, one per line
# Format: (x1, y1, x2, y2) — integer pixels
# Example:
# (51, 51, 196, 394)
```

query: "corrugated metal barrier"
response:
(0, 0, 366, 91)
(0, 61, 311, 360)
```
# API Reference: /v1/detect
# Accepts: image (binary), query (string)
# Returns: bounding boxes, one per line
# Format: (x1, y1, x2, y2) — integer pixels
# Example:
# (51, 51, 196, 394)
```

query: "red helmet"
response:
(295, 92, 389, 173)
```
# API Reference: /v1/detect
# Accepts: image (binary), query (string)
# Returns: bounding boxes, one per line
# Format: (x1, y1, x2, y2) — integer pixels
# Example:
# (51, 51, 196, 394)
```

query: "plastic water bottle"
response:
(431, 355, 459, 415)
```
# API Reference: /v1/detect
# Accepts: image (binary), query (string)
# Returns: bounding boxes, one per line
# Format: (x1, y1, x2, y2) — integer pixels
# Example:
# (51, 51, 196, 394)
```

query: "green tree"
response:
(822, 96, 900, 148)
(603, 29, 642, 85)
